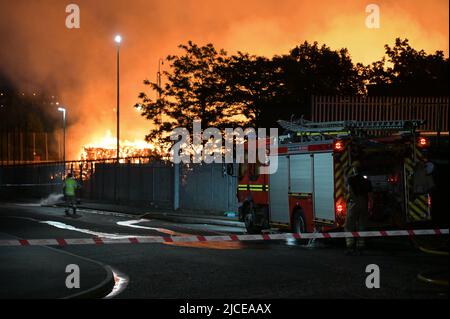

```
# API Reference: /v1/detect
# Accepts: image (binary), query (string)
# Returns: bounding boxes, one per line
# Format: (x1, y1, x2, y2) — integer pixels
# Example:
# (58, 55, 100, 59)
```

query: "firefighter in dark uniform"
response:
(345, 161, 373, 255)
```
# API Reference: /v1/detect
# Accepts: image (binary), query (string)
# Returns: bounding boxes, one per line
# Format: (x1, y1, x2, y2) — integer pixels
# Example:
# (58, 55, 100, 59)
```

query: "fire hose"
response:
(411, 237, 449, 287)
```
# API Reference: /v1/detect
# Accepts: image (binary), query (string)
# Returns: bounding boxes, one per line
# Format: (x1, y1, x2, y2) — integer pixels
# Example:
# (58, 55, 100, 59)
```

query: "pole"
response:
(33, 132, 36, 161)
(45, 133, 48, 161)
(115, 41, 120, 202)
(63, 111, 66, 177)
(58, 131, 61, 162)
(7, 132, 9, 165)
(173, 163, 180, 210)
(116, 45, 120, 163)
(19, 132, 23, 163)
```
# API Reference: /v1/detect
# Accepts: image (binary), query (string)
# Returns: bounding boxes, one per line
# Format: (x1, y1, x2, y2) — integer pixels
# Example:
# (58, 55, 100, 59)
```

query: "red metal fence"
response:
(312, 96, 449, 133)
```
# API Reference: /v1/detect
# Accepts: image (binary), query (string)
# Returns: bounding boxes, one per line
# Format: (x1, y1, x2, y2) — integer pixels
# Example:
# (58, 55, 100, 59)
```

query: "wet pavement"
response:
(0, 202, 448, 299)
(0, 231, 114, 299)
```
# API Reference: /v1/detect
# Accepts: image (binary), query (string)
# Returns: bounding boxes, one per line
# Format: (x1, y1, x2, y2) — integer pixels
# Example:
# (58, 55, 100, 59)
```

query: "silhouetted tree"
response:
(221, 52, 284, 128)
(137, 41, 365, 144)
(366, 38, 449, 96)
(136, 41, 237, 144)
(272, 41, 366, 121)
(137, 39, 447, 147)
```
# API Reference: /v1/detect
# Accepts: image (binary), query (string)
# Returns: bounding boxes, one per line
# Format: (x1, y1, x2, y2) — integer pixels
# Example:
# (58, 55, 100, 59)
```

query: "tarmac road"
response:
(0, 202, 448, 299)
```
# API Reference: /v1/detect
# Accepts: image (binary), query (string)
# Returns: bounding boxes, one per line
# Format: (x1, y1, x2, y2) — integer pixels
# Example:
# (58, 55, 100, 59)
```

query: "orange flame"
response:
(80, 130, 156, 162)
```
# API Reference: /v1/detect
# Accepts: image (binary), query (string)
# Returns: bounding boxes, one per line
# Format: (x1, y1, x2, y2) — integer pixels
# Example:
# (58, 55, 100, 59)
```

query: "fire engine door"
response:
(313, 153, 335, 221)
(269, 155, 290, 223)
(290, 154, 312, 193)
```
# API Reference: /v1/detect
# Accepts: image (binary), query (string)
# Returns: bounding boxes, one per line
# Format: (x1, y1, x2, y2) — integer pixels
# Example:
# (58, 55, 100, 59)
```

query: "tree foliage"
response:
(136, 38, 448, 146)
(366, 38, 449, 96)
(272, 41, 365, 122)
(136, 41, 232, 144)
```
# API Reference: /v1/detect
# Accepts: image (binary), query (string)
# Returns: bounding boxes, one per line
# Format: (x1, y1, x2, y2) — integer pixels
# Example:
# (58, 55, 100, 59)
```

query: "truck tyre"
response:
(243, 203, 262, 234)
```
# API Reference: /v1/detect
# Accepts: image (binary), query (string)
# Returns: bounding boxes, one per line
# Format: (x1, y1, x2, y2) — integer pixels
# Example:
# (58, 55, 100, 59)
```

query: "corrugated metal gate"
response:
(0, 160, 238, 214)
(179, 163, 238, 213)
(312, 96, 449, 132)
(87, 161, 173, 207)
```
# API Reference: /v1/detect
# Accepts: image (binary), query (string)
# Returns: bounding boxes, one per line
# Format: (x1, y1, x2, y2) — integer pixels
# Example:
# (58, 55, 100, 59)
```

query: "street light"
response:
(114, 35, 122, 45)
(115, 34, 122, 163)
(114, 34, 122, 202)
(57, 107, 66, 177)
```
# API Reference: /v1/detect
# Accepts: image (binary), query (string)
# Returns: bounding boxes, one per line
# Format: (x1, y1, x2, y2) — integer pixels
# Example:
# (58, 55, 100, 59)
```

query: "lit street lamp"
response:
(115, 34, 122, 162)
(57, 107, 66, 176)
(114, 34, 122, 202)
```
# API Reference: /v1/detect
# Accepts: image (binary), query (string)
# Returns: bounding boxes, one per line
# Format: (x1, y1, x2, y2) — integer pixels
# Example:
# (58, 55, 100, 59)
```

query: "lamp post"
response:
(57, 106, 66, 177)
(114, 35, 122, 202)
(114, 34, 122, 163)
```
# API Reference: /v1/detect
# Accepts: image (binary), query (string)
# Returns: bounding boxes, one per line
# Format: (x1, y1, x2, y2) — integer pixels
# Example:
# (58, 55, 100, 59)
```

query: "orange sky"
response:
(0, 0, 448, 159)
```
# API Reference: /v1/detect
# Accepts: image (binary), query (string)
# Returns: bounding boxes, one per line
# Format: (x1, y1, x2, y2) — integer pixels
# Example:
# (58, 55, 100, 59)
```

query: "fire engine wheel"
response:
(243, 205, 262, 234)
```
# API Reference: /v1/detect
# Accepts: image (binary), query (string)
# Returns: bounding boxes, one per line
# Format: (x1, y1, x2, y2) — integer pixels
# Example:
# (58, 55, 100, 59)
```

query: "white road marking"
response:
(39, 220, 154, 239)
(7, 203, 242, 236)
(117, 219, 187, 236)
(4, 204, 242, 240)
(117, 219, 243, 236)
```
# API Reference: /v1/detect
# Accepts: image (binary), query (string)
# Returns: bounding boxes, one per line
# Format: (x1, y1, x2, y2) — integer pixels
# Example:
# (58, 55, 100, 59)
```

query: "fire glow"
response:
(80, 130, 156, 162)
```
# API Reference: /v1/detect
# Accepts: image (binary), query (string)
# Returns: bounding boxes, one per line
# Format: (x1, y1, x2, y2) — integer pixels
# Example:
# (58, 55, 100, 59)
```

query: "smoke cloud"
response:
(0, 0, 448, 159)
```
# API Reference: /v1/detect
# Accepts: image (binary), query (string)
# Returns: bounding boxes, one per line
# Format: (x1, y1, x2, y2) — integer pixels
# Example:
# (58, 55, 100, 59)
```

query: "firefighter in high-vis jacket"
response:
(345, 161, 373, 255)
(63, 173, 78, 215)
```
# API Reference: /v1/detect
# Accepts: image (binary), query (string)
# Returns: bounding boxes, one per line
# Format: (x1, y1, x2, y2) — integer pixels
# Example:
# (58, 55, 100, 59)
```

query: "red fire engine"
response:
(237, 120, 433, 234)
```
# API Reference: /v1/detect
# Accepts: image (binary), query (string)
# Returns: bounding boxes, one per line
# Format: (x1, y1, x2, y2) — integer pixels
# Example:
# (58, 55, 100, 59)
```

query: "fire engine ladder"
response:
(278, 119, 425, 134)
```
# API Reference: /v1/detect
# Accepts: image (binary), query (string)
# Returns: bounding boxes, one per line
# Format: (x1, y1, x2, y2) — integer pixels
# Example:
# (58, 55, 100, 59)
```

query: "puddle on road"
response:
(118, 219, 246, 250)
(39, 219, 247, 250)
(163, 241, 245, 250)
(104, 268, 129, 299)
(7, 205, 249, 251)
(25, 217, 280, 251)
(117, 219, 275, 250)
